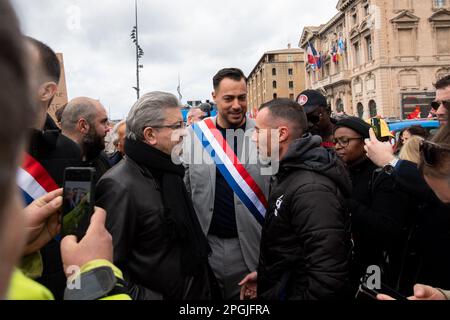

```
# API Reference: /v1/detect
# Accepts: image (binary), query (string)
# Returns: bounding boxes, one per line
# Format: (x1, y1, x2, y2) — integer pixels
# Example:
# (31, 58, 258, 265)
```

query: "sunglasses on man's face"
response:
(431, 100, 450, 110)
(307, 114, 322, 124)
(420, 140, 450, 167)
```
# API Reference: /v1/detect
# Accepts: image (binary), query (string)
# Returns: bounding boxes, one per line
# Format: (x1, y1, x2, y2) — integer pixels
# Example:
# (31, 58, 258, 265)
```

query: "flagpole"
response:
(135, 0, 140, 99)
(131, 0, 144, 100)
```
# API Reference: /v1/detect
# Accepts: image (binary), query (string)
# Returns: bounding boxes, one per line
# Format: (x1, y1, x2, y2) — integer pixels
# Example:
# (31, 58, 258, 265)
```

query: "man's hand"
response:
(60, 207, 113, 276)
(239, 272, 258, 300)
(364, 128, 395, 167)
(23, 188, 63, 255)
(377, 284, 447, 301)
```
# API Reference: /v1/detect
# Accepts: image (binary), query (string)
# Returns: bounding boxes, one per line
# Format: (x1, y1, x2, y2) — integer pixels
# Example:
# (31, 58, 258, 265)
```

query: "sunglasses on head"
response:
(431, 100, 450, 110)
(420, 140, 450, 167)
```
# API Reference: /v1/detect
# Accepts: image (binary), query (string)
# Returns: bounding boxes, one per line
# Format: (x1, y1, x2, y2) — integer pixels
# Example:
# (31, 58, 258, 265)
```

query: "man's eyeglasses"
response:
(333, 137, 364, 148)
(431, 100, 450, 110)
(420, 140, 450, 167)
(152, 121, 186, 130)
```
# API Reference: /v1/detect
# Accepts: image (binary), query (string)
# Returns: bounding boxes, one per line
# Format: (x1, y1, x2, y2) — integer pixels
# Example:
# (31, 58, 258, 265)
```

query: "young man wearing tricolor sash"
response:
(183, 68, 270, 300)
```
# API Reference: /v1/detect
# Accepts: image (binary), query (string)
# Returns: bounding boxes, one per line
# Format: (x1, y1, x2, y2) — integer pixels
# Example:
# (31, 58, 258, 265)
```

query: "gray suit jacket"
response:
(183, 117, 270, 272)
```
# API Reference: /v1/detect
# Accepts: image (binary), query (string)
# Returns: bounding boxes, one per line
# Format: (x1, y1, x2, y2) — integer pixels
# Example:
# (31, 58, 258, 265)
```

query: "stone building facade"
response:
(247, 48, 306, 112)
(299, 0, 450, 119)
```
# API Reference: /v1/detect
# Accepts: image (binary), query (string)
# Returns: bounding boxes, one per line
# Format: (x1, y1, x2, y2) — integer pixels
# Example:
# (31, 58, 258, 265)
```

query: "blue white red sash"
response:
(192, 119, 268, 225)
(17, 153, 59, 205)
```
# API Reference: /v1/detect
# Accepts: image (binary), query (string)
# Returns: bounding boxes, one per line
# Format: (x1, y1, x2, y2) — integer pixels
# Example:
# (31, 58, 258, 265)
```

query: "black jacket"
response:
(393, 160, 450, 291)
(95, 141, 211, 301)
(257, 134, 352, 300)
(346, 159, 419, 293)
(30, 115, 83, 300)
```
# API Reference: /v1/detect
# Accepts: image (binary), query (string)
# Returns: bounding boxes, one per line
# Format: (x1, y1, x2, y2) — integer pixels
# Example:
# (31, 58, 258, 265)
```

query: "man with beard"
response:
(61, 97, 111, 180)
(296, 90, 336, 149)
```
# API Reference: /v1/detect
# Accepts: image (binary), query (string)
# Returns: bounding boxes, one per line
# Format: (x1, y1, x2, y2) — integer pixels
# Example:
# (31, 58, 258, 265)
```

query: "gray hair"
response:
(61, 99, 97, 133)
(111, 120, 126, 146)
(187, 106, 202, 118)
(126, 91, 181, 141)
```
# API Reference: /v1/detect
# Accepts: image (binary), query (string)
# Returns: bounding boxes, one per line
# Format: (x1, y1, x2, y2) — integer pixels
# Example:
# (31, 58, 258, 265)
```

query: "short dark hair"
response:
(213, 68, 247, 90)
(435, 74, 450, 90)
(405, 125, 430, 139)
(0, 0, 35, 219)
(55, 104, 67, 124)
(260, 99, 308, 139)
(26, 37, 61, 83)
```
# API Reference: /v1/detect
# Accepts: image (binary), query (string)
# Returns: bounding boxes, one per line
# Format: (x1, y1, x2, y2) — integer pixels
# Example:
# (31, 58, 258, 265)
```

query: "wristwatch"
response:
(383, 158, 399, 175)
(64, 266, 128, 300)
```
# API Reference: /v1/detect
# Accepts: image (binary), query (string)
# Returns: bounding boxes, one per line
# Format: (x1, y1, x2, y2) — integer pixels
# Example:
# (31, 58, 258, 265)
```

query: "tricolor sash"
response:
(18, 153, 59, 205)
(192, 119, 268, 225)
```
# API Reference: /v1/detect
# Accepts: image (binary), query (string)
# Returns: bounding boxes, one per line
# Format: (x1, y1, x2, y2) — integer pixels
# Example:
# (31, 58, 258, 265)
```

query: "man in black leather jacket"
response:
(96, 91, 213, 300)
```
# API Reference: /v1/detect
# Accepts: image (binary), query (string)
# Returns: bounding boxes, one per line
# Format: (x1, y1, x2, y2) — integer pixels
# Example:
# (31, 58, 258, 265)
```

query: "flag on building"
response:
(337, 37, 346, 61)
(307, 41, 322, 70)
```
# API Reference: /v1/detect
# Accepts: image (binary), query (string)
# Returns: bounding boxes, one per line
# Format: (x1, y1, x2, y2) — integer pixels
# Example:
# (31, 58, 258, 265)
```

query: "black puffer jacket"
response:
(257, 134, 352, 300)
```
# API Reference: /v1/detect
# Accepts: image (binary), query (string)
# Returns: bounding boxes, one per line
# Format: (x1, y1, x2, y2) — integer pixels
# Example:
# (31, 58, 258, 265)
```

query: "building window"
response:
(287, 55, 293, 62)
(364, 3, 370, 16)
(436, 27, 450, 55)
(369, 100, 378, 117)
(366, 35, 373, 61)
(289, 81, 294, 89)
(272, 68, 277, 76)
(353, 42, 361, 66)
(325, 63, 330, 77)
(288, 68, 293, 75)
(273, 81, 277, 89)
(273, 93, 278, 99)
(398, 28, 415, 56)
(289, 94, 295, 100)
(352, 12, 358, 25)
(434, 0, 446, 9)
(357, 103, 364, 118)
(336, 99, 344, 112)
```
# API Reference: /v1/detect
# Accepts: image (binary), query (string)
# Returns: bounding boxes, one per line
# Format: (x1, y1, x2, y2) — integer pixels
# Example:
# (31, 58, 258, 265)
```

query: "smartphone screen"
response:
(62, 168, 96, 239)
(371, 118, 382, 140)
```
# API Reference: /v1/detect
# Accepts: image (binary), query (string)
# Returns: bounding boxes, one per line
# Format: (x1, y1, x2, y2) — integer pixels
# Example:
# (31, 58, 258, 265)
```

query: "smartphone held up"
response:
(62, 168, 96, 239)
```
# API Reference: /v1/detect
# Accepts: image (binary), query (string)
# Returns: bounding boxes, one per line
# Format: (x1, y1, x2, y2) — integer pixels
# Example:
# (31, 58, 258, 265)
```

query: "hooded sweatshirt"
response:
(257, 134, 352, 300)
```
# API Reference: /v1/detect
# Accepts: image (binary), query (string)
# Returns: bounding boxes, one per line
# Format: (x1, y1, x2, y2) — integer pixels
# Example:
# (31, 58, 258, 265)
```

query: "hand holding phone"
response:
(62, 168, 96, 239)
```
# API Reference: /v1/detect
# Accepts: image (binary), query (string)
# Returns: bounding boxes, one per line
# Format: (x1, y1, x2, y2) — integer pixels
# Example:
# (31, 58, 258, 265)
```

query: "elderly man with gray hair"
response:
(95, 91, 213, 300)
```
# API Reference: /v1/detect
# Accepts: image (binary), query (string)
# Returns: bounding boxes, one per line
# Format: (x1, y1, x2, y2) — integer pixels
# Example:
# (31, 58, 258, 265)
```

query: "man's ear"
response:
(77, 118, 90, 135)
(212, 91, 217, 103)
(278, 126, 289, 143)
(143, 127, 157, 146)
(38, 82, 58, 105)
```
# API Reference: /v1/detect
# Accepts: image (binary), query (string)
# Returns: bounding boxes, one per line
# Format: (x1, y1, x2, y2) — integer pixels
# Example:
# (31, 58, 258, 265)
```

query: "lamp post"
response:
(130, 0, 144, 99)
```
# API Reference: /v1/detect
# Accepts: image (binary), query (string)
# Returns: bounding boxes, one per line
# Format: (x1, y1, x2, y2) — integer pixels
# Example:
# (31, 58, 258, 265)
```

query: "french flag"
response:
(307, 41, 322, 70)
(17, 153, 59, 205)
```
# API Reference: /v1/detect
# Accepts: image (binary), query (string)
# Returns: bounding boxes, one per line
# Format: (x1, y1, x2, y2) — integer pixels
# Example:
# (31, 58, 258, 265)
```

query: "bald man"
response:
(187, 107, 206, 126)
(61, 97, 111, 179)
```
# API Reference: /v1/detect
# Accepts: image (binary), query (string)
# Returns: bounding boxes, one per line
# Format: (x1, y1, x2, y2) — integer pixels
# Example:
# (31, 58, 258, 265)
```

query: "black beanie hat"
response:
(335, 117, 371, 139)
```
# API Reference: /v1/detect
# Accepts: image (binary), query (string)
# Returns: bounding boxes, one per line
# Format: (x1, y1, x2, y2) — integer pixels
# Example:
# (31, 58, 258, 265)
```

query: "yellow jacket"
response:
(7, 258, 131, 300)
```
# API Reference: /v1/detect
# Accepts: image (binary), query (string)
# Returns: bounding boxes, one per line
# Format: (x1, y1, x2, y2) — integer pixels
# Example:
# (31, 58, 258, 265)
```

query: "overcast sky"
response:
(11, 0, 338, 120)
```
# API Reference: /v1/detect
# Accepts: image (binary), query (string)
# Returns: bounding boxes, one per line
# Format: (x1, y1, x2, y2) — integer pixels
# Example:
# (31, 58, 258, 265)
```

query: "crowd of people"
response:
(1, 0, 450, 301)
